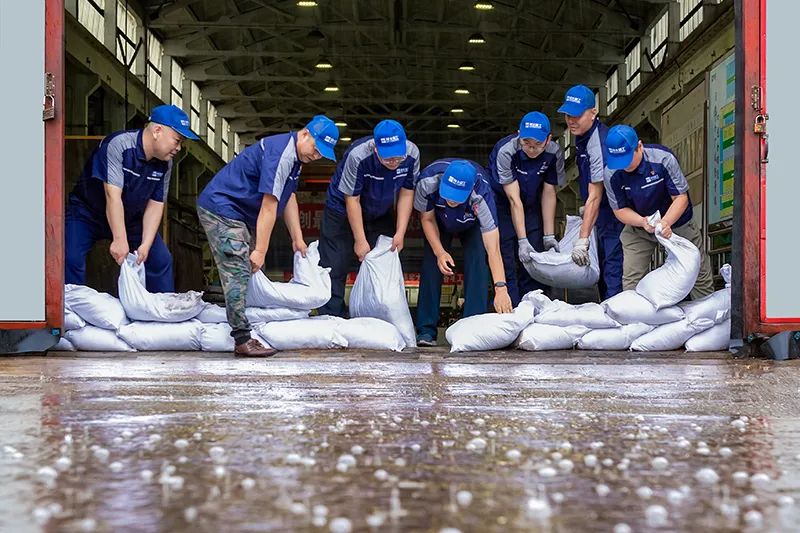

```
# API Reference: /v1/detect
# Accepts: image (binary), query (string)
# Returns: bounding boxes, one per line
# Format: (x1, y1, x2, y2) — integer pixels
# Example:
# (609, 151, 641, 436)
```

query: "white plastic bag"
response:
(526, 215, 600, 289)
(446, 301, 535, 353)
(679, 289, 731, 324)
(117, 320, 203, 351)
(635, 212, 701, 309)
(685, 319, 731, 352)
(536, 301, 619, 329)
(197, 303, 310, 324)
(65, 326, 136, 352)
(630, 317, 714, 351)
(246, 241, 332, 310)
(516, 324, 589, 351)
(196, 304, 228, 323)
(336, 317, 406, 352)
(65, 284, 128, 331)
(64, 308, 86, 331)
(577, 323, 655, 351)
(199, 323, 235, 351)
(603, 290, 685, 325)
(350, 236, 416, 347)
(720, 263, 732, 286)
(52, 337, 76, 351)
(256, 316, 348, 350)
(118, 254, 205, 322)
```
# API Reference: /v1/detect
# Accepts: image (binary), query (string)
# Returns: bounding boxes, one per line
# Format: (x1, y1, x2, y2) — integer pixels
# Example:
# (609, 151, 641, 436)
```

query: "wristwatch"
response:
(494, 281, 507, 288)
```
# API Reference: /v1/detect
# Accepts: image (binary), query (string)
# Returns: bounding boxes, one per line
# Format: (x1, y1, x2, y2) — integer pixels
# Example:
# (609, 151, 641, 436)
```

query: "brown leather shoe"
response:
(234, 339, 278, 357)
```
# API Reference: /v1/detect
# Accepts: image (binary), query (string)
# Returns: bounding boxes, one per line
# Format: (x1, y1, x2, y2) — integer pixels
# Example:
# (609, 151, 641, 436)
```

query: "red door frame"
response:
(0, 0, 63, 332)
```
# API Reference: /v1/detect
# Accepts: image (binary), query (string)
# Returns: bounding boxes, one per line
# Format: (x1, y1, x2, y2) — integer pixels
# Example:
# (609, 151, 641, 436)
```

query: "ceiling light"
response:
(468, 33, 486, 44)
(458, 61, 476, 71)
(450, 108, 464, 113)
(454, 88, 470, 95)
(334, 122, 347, 127)
(447, 124, 461, 129)
(315, 60, 333, 69)
(324, 86, 339, 92)
(474, 2, 494, 10)
(340, 137, 352, 141)
(297, 1, 318, 7)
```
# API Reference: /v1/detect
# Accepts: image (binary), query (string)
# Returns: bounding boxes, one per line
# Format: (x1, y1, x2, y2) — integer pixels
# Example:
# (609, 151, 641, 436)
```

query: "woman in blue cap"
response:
(197, 115, 339, 357)
(604, 124, 714, 299)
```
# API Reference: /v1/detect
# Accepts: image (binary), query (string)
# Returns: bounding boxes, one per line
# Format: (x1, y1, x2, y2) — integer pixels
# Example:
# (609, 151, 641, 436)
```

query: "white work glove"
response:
(543, 234, 559, 252)
(571, 237, 590, 266)
(518, 238, 536, 264)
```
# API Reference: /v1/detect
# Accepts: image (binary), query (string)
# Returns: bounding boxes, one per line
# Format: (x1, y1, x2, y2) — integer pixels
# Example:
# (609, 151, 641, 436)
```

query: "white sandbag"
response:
(577, 323, 655, 351)
(196, 304, 310, 324)
(536, 301, 619, 329)
(516, 324, 590, 351)
(64, 308, 86, 331)
(117, 320, 203, 351)
(602, 290, 685, 325)
(196, 303, 228, 323)
(246, 241, 332, 310)
(350, 236, 416, 347)
(685, 319, 731, 352)
(630, 317, 714, 351)
(51, 337, 76, 352)
(525, 215, 600, 289)
(679, 289, 731, 324)
(720, 263, 732, 286)
(65, 326, 136, 352)
(446, 301, 535, 353)
(118, 254, 205, 322)
(256, 316, 348, 350)
(65, 284, 128, 331)
(198, 323, 272, 352)
(336, 317, 406, 352)
(635, 212, 701, 309)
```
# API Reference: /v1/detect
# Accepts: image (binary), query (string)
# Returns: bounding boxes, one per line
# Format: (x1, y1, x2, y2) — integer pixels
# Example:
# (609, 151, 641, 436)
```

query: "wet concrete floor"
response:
(1, 348, 799, 532)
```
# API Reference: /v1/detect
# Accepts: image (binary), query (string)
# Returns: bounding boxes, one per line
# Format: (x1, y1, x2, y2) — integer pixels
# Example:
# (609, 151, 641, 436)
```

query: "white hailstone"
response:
(366, 513, 386, 528)
(371, 430, 382, 438)
(731, 419, 746, 430)
(47, 503, 63, 515)
(558, 459, 574, 473)
(214, 465, 226, 479)
(617, 460, 629, 472)
(301, 457, 316, 467)
(559, 441, 573, 452)
(538, 467, 557, 478)
(112, 437, 123, 445)
(64, 435, 73, 445)
(552, 493, 565, 504)
(486, 430, 497, 438)
(602, 459, 614, 467)
(93, 448, 109, 462)
(696, 447, 711, 456)
(439, 529, 462, 533)
(694, 468, 720, 485)
(651, 457, 669, 471)
(778, 495, 795, 507)
(732, 471, 749, 486)
(168, 476, 184, 490)
(183, 507, 197, 522)
(109, 461, 123, 472)
(624, 434, 636, 441)
(79, 518, 97, 532)
(148, 434, 161, 444)
(645, 505, 668, 527)
(590, 442, 605, 450)
(174, 439, 189, 450)
(33, 507, 51, 525)
(697, 441, 708, 448)
(719, 447, 733, 458)
(474, 418, 485, 427)
(420, 421, 430, 427)
(121, 430, 133, 439)
(140, 469, 154, 481)
(285, 453, 302, 465)
(37, 466, 58, 482)
(350, 445, 364, 456)
(595, 484, 610, 497)
(55, 457, 71, 471)
(208, 446, 225, 462)
(442, 440, 455, 448)
(164, 465, 177, 475)
(290, 502, 307, 515)
(295, 424, 306, 432)
(241, 478, 256, 491)
(178, 456, 188, 464)
(193, 432, 202, 441)
(742, 494, 758, 507)
(526, 426, 537, 434)
(667, 490, 685, 505)
(636, 486, 653, 500)
(313, 505, 329, 517)
(677, 439, 691, 449)
(550, 452, 563, 461)
(526, 497, 552, 520)
(394, 458, 407, 467)
(338, 454, 356, 467)
(312, 516, 327, 527)
(374, 469, 389, 481)
(584, 454, 598, 467)
(410, 444, 421, 452)
(744, 510, 763, 527)
(456, 490, 473, 507)
(750, 472, 771, 489)
(329, 517, 353, 533)
(613, 524, 632, 533)
(393, 415, 403, 424)
(466, 438, 487, 452)
(505, 449, 522, 462)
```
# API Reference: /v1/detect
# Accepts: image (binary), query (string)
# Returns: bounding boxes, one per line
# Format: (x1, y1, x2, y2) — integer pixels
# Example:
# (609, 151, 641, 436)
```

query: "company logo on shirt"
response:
(608, 146, 628, 154)
(379, 135, 400, 144)
(538, 163, 550, 175)
(524, 122, 543, 129)
(566, 95, 582, 104)
(645, 173, 660, 183)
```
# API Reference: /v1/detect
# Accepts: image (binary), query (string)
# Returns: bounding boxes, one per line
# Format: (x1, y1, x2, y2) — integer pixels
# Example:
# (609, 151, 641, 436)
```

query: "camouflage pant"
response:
(197, 206, 255, 346)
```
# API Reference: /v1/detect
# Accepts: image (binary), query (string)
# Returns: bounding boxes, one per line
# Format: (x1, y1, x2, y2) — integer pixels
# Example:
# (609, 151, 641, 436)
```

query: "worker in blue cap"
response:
(488, 111, 565, 305)
(65, 104, 199, 293)
(558, 85, 625, 299)
(197, 115, 339, 357)
(604, 125, 714, 298)
(413, 159, 513, 346)
(318, 119, 420, 318)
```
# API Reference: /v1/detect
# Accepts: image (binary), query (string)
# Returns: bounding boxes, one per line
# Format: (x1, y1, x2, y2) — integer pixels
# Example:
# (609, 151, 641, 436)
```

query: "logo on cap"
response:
(380, 135, 400, 144)
(180, 119, 189, 126)
(324, 136, 335, 144)
(448, 177, 466, 187)
(524, 122, 543, 129)
(608, 146, 627, 154)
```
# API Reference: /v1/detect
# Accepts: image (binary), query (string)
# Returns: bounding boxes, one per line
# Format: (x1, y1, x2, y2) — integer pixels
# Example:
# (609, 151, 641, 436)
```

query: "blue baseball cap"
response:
(149, 105, 198, 140)
(606, 125, 640, 170)
(557, 85, 597, 117)
(306, 115, 339, 161)
(373, 119, 408, 159)
(518, 111, 551, 142)
(439, 160, 477, 204)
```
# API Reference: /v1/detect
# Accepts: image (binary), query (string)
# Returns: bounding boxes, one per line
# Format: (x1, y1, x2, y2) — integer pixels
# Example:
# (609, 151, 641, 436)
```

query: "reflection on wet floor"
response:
(1, 349, 800, 532)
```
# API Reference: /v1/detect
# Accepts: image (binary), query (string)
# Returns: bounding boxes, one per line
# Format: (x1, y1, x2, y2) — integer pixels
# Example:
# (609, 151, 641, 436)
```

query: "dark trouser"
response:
(416, 221, 488, 340)
(65, 209, 174, 293)
(317, 207, 395, 318)
(197, 206, 256, 346)
(496, 203, 547, 306)
(595, 216, 625, 300)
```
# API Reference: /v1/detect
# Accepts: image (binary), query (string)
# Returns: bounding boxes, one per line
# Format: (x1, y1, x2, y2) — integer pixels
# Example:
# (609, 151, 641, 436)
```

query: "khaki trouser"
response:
(619, 218, 714, 300)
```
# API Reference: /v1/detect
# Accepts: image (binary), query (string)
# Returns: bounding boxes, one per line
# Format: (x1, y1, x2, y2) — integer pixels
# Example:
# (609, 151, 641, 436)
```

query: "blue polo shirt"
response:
(605, 144, 693, 228)
(325, 136, 420, 221)
(68, 129, 172, 228)
(487, 134, 565, 212)
(413, 159, 498, 235)
(575, 118, 617, 227)
(197, 132, 301, 227)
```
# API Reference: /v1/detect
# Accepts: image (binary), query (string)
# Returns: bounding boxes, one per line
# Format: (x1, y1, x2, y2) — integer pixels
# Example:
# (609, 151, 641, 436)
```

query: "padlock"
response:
(754, 113, 768, 134)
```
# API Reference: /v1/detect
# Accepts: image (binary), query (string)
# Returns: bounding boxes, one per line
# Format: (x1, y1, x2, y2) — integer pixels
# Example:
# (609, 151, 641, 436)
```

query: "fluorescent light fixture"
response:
(454, 88, 470, 95)
(315, 60, 333, 69)
(340, 137, 351, 141)
(450, 108, 464, 113)
(334, 122, 347, 127)
(447, 124, 461, 129)
(474, 2, 494, 10)
(459, 61, 476, 71)
(297, 1, 318, 7)
(324, 86, 339, 92)
(468, 33, 486, 44)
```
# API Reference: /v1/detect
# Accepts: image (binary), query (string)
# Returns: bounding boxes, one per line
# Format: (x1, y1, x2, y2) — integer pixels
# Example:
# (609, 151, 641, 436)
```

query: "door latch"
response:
(43, 72, 55, 121)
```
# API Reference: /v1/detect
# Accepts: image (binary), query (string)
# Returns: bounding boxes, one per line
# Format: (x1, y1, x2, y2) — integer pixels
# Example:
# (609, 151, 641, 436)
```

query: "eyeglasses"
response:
(381, 155, 406, 165)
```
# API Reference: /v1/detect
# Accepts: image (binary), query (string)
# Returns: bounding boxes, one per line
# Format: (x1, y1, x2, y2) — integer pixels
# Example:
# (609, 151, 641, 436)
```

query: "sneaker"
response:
(234, 339, 278, 357)
(416, 335, 437, 347)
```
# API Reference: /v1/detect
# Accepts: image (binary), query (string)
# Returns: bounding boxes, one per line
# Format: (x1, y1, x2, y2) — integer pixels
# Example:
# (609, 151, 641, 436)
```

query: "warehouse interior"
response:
(64, 0, 733, 316)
